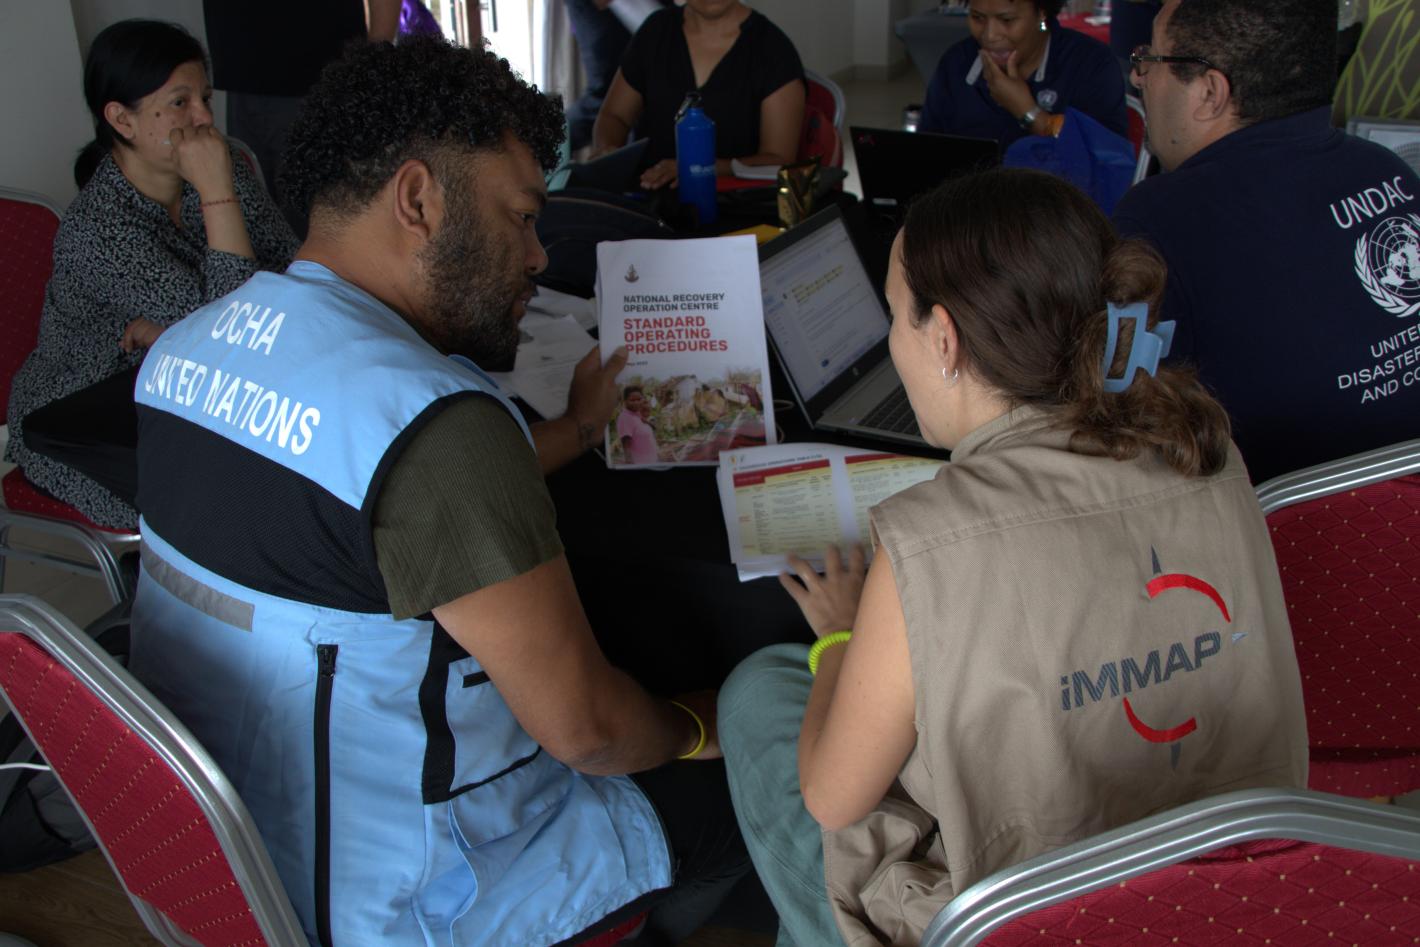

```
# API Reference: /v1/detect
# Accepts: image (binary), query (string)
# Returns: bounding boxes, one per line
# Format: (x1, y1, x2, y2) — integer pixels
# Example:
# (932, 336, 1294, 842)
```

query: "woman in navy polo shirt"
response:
(920, 0, 1126, 146)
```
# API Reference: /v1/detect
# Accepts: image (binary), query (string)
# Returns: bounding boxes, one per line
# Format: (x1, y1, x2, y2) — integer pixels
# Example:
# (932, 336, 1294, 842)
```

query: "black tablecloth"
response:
(19, 196, 914, 684)
(20, 362, 817, 685)
(21, 364, 141, 506)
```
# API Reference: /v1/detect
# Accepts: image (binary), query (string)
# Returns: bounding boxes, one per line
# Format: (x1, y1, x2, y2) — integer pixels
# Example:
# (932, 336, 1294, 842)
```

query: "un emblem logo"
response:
(1355, 214, 1420, 318)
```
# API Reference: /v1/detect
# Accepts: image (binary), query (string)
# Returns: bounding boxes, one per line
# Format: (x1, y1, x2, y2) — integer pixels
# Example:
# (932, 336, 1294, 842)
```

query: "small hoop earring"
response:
(1039, 17, 1047, 32)
(941, 366, 959, 388)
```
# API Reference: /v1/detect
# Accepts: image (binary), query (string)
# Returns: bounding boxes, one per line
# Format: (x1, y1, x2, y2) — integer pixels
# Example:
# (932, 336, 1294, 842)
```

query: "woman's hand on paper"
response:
(565, 345, 629, 450)
(780, 544, 867, 638)
(639, 158, 678, 190)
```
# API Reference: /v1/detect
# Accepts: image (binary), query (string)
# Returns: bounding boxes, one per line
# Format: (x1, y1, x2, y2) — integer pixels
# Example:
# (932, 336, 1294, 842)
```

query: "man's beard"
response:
(416, 181, 529, 367)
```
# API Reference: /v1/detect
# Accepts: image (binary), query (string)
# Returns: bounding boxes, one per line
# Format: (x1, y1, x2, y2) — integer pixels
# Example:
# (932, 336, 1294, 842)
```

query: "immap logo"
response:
(1058, 548, 1242, 768)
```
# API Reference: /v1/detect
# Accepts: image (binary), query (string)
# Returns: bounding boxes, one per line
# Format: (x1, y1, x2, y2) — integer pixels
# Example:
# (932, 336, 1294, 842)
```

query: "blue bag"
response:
(1004, 107, 1136, 214)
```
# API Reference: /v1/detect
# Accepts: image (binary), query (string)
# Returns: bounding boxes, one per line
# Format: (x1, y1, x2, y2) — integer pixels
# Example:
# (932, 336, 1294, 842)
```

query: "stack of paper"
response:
(486, 310, 597, 422)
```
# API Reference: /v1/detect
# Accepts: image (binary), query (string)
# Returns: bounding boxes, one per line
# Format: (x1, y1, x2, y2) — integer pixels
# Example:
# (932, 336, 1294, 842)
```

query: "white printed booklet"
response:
(597, 235, 775, 468)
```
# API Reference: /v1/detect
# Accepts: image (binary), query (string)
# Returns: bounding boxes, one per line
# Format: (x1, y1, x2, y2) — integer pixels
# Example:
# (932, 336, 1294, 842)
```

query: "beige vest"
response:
(823, 409, 1308, 946)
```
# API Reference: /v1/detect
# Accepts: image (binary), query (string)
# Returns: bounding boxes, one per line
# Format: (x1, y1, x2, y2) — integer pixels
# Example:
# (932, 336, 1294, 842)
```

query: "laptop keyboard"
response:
(859, 386, 918, 435)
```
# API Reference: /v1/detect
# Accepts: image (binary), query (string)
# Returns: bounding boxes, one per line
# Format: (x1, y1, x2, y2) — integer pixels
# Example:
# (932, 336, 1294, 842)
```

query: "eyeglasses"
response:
(1129, 44, 1223, 77)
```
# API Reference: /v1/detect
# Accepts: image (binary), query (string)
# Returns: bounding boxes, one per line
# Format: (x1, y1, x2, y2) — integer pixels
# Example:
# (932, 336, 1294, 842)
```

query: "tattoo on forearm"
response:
(577, 420, 598, 452)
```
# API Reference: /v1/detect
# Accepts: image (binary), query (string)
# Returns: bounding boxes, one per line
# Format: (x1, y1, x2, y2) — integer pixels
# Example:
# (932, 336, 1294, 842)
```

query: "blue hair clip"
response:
(1101, 302, 1175, 393)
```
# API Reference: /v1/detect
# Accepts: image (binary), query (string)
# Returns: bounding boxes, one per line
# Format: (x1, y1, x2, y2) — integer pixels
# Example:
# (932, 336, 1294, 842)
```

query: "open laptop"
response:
(759, 206, 926, 447)
(565, 138, 649, 192)
(850, 126, 1000, 212)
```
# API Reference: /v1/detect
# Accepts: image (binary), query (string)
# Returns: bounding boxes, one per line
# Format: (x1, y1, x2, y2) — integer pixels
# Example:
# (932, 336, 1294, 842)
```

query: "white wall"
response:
(752, 0, 934, 80)
(69, 0, 209, 59)
(69, 0, 227, 133)
(0, 2, 92, 208)
(852, 0, 918, 79)
(749, 0, 855, 77)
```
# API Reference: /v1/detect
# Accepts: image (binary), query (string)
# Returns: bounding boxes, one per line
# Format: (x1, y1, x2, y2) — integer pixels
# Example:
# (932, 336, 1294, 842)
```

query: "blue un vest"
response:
(129, 262, 671, 946)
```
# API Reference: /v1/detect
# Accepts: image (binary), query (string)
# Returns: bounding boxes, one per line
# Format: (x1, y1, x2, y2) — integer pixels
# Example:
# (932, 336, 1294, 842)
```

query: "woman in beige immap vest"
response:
(717, 168, 1309, 947)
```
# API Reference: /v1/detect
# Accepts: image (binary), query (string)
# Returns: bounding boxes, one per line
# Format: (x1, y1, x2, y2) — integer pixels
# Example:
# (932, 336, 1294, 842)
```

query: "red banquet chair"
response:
(0, 591, 649, 947)
(799, 102, 844, 170)
(801, 68, 847, 170)
(921, 787, 1420, 947)
(0, 185, 138, 605)
(0, 593, 307, 946)
(1255, 439, 1420, 799)
(1125, 95, 1152, 185)
(805, 68, 847, 135)
(228, 136, 265, 191)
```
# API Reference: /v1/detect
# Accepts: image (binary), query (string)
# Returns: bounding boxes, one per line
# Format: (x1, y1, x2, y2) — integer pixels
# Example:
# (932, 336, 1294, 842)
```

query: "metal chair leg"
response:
(0, 511, 136, 606)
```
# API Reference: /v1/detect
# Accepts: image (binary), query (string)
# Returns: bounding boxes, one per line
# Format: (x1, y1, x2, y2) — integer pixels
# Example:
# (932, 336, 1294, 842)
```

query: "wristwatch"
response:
(1018, 107, 1041, 130)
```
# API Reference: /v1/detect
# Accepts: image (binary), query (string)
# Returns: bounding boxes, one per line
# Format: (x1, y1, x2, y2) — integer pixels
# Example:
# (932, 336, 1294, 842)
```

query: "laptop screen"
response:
(850, 127, 999, 210)
(760, 213, 888, 401)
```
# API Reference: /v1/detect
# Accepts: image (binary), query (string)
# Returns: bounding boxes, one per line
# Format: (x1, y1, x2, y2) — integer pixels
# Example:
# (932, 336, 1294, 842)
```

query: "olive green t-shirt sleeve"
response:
(372, 395, 564, 620)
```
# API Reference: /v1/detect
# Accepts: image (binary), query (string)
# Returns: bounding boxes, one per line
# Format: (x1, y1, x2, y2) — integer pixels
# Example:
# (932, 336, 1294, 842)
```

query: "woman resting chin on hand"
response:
(4, 18, 297, 530)
(919, 0, 1128, 146)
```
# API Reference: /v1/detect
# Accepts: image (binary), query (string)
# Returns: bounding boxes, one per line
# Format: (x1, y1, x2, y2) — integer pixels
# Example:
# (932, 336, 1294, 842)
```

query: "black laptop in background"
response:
(849, 126, 1000, 214)
(565, 138, 649, 192)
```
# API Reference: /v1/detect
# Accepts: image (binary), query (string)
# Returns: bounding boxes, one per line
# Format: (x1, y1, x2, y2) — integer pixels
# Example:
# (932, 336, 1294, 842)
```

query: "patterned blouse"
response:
(4, 148, 297, 529)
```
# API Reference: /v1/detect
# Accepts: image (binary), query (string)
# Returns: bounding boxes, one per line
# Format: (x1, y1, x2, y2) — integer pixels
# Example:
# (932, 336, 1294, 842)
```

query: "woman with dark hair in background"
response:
(921, 0, 1126, 144)
(5, 19, 296, 529)
(591, 0, 805, 190)
(717, 169, 1307, 946)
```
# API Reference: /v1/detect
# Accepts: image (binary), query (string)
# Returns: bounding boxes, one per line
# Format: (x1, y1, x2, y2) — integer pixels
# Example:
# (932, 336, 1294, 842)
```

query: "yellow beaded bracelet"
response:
(669, 699, 707, 760)
(807, 631, 853, 675)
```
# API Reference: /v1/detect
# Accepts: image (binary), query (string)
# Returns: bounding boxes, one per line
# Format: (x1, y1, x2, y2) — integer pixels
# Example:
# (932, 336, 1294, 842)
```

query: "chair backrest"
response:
(1255, 439, 1420, 798)
(0, 186, 62, 420)
(799, 102, 844, 169)
(0, 594, 307, 947)
(227, 136, 266, 192)
(804, 68, 846, 134)
(922, 787, 1420, 947)
(1124, 95, 1153, 185)
(1124, 95, 1145, 157)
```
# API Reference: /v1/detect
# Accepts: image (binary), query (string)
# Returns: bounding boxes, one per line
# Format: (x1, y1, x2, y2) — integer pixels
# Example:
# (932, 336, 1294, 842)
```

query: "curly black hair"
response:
(280, 35, 565, 220)
(1166, 0, 1335, 126)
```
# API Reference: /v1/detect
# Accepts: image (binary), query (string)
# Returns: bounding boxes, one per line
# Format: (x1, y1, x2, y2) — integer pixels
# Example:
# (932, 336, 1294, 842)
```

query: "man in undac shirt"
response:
(1115, 0, 1420, 483)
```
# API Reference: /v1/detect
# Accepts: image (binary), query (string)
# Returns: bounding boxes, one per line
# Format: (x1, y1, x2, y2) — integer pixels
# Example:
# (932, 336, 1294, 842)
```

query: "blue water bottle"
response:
(675, 92, 718, 227)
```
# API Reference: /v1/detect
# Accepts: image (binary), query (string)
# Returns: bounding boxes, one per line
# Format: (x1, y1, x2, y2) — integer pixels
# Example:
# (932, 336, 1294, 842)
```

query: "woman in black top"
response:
(591, 0, 806, 189)
(5, 20, 296, 529)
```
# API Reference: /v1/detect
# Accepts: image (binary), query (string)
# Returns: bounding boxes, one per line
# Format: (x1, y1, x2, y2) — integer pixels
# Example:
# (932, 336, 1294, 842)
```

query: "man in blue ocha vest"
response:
(1115, 0, 1420, 483)
(129, 36, 746, 946)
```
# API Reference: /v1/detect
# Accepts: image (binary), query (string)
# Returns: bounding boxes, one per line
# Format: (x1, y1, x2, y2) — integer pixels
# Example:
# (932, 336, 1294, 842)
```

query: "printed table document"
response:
(716, 442, 945, 580)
